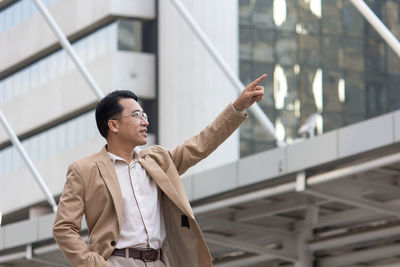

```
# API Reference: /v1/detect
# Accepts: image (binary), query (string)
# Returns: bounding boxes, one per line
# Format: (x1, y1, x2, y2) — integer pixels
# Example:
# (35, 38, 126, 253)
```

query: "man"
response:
(53, 74, 266, 267)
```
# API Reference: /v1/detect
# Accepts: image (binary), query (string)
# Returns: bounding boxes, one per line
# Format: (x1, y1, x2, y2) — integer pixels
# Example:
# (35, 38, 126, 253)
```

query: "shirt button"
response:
(111, 241, 116, 246)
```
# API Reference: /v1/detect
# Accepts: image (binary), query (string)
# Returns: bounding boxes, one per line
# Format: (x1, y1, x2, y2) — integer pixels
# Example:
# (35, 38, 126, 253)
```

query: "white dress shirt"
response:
(108, 151, 166, 249)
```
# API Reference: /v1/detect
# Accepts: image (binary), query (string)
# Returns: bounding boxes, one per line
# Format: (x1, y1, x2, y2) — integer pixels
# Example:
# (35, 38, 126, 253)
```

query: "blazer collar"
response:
(95, 146, 192, 227)
(139, 153, 191, 216)
(95, 146, 123, 231)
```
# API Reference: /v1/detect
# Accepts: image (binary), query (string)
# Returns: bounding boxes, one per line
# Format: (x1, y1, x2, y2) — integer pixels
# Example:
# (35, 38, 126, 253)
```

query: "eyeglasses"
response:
(117, 110, 148, 121)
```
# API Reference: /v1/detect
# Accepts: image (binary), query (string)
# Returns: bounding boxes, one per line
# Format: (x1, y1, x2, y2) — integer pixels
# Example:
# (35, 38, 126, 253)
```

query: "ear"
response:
(108, 119, 119, 134)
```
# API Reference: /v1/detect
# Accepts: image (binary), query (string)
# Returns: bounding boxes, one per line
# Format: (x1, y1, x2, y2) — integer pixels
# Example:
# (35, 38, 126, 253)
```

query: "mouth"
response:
(139, 129, 148, 135)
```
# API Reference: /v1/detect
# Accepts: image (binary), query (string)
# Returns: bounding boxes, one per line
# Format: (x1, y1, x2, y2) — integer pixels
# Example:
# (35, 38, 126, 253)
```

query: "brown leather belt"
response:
(112, 248, 161, 262)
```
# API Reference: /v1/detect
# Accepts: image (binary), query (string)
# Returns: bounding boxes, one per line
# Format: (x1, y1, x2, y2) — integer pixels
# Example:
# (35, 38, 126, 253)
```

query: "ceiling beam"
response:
(199, 217, 294, 239)
(233, 197, 328, 223)
(0, 251, 25, 263)
(309, 224, 400, 251)
(370, 263, 400, 267)
(214, 254, 277, 267)
(318, 243, 400, 267)
(28, 257, 69, 267)
(338, 178, 400, 197)
(295, 201, 398, 230)
(302, 187, 400, 217)
(204, 233, 298, 262)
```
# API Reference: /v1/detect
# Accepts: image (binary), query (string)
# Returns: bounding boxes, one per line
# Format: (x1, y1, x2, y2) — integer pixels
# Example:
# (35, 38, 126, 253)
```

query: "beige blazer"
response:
(53, 104, 247, 267)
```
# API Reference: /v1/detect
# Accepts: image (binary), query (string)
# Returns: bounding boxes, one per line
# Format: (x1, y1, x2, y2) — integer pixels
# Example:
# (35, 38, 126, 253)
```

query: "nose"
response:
(141, 117, 149, 126)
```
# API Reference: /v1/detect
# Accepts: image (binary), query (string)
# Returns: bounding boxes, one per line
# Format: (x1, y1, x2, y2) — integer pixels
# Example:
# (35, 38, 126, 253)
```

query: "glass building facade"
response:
(239, 0, 400, 157)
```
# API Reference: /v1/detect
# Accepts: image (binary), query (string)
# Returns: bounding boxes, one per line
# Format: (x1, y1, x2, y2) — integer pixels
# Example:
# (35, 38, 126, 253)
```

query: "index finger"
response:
(249, 74, 267, 88)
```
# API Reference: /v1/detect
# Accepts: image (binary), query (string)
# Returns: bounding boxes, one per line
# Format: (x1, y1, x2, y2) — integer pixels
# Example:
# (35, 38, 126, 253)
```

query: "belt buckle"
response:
(141, 248, 157, 262)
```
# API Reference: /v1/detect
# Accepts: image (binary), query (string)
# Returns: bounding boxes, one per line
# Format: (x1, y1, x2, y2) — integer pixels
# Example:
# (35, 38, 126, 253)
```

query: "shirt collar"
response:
(107, 150, 139, 165)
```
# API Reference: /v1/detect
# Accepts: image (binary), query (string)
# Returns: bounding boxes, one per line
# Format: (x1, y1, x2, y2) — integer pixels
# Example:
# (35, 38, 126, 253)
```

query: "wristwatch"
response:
(232, 103, 248, 116)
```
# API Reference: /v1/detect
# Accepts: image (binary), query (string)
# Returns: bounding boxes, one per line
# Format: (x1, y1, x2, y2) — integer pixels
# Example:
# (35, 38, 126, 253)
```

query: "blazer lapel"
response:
(139, 155, 191, 217)
(96, 147, 123, 231)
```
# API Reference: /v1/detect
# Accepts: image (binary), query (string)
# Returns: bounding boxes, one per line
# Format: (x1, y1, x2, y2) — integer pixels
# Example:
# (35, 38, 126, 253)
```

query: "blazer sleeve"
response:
(53, 163, 108, 267)
(168, 104, 247, 175)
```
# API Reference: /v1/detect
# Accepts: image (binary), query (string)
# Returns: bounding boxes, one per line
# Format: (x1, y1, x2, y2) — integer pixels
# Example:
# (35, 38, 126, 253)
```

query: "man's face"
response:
(113, 98, 149, 147)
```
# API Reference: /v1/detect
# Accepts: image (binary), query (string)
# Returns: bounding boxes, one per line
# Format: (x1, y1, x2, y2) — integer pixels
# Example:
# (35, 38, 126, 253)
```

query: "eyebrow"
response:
(130, 109, 143, 114)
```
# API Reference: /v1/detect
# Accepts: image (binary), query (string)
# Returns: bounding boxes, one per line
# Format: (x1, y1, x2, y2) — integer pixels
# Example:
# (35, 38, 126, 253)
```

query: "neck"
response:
(106, 139, 135, 163)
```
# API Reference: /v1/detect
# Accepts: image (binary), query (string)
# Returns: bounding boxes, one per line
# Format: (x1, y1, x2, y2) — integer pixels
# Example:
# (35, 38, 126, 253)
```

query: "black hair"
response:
(95, 90, 138, 139)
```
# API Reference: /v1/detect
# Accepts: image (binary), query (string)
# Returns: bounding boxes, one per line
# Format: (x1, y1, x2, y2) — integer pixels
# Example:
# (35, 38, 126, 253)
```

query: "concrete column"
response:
(158, 0, 239, 174)
(295, 204, 319, 267)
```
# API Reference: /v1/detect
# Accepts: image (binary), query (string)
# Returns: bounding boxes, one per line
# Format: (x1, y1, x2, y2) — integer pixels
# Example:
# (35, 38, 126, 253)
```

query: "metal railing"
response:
(350, 0, 400, 58)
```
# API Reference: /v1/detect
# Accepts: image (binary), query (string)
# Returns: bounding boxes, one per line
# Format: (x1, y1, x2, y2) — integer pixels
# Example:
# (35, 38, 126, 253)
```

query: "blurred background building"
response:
(1, 0, 400, 266)
(239, 0, 400, 156)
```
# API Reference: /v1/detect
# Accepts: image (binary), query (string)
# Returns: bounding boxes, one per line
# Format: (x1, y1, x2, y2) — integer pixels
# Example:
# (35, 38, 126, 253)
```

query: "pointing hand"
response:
(233, 74, 266, 111)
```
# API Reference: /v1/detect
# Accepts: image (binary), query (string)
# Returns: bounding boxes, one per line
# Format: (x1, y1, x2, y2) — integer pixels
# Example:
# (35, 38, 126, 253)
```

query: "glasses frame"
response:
(113, 110, 148, 122)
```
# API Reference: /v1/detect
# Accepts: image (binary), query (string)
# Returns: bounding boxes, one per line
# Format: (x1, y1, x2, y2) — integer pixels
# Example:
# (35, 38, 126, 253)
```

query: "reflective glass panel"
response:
(239, 0, 400, 156)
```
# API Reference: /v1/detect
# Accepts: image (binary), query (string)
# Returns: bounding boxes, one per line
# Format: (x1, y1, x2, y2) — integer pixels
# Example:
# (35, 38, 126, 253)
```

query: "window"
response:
(117, 19, 143, 52)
